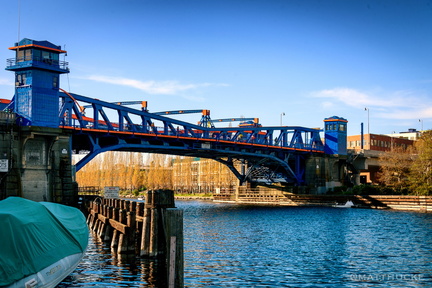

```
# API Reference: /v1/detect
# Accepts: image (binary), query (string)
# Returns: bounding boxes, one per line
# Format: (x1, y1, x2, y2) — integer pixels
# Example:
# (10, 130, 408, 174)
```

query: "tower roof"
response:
(324, 116, 348, 123)
(9, 38, 66, 54)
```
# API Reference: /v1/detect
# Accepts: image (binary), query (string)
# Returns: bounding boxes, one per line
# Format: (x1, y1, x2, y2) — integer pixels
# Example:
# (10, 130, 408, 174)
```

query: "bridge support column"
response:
(0, 122, 77, 205)
(305, 155, 348, 194)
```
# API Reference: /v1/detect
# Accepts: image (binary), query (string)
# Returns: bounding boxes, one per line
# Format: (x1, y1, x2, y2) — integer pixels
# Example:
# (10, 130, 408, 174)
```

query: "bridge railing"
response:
(59, 91, 325, 152)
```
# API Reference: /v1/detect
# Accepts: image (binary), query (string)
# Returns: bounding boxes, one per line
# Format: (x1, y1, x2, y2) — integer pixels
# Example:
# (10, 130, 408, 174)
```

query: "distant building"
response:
(347, 133, 415, 152)
(172, 157, 239, 193)
(347, 131, 416, 185)
(385, 128, 422, 141)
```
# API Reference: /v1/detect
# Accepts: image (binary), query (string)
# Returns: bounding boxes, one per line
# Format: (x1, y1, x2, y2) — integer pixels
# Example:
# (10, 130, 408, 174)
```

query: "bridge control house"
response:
(0, 39, 75, 204)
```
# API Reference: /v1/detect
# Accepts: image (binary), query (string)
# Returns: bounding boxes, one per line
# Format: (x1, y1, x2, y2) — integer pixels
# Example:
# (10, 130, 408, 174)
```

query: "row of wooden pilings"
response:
(83, 190, 184, 287)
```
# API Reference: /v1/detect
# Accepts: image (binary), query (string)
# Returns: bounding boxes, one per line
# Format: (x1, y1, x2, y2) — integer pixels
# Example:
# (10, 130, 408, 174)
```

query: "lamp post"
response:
(364, 108, 370, 135)
(419, 119, 424, 131)
(280, 112, 285, 126)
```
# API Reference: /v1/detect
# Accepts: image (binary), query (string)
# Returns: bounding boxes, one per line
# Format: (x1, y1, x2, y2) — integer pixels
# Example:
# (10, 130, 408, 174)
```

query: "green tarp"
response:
(0, 197, 88, 286)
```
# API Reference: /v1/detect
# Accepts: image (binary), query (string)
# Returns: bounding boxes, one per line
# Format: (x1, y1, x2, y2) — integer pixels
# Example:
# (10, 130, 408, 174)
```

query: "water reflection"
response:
(59, 200, 432, 287)
(177, 201, 432, 287)
(58, 232, 166, 287)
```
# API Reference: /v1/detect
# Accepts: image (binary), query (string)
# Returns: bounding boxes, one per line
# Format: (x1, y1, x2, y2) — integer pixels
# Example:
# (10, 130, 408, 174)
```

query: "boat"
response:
(333, 200, 356, 208)
(0, 197, 88, 288)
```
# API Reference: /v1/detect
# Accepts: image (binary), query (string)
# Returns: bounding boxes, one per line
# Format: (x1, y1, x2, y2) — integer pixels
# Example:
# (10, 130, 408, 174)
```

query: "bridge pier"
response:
(305, 154, 350, 194)
(0, 119, 76, 205)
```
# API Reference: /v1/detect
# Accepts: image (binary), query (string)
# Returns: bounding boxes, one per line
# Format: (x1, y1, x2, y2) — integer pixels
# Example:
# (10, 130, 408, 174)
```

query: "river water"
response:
(59, 200, 432, 287)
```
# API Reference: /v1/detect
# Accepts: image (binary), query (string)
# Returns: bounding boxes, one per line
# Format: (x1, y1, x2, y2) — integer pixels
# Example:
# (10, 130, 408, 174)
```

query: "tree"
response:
(146, 154, 172, 190)
(409, 130, 432, 195)
(377, 145, 414, 193)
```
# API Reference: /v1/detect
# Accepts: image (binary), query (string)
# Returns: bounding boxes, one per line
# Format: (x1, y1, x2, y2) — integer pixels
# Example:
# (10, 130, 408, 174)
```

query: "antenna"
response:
(64, 44, 71, 92)
(17, 0, 21, 42)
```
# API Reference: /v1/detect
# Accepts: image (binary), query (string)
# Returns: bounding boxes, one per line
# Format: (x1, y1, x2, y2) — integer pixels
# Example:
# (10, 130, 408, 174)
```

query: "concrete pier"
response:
(0, 114, 76, 205)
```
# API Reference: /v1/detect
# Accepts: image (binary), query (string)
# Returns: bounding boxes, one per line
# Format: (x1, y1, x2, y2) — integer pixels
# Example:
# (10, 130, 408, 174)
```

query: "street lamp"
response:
(364, 108, 370, 135)
(280, 112, 285, 126)
(419, 119, 424, 131)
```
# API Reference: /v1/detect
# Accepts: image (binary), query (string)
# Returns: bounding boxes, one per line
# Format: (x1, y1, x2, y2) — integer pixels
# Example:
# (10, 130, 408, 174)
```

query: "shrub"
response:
(352, 184, 379, 195)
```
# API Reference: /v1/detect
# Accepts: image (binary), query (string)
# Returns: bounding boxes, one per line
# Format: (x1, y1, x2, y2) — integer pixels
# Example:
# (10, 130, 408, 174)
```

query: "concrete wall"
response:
(0, 116, 77, 205)
(305, 155, 347, 194)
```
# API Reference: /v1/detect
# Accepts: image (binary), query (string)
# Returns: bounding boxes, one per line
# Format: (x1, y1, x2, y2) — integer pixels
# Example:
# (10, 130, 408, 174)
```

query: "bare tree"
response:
(377, 145, 414, 193)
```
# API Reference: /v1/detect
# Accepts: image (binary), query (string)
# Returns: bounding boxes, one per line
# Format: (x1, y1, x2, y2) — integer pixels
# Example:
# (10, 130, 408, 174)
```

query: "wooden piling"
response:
(84, 190, 184, 287)
(165, 208, 184, 288)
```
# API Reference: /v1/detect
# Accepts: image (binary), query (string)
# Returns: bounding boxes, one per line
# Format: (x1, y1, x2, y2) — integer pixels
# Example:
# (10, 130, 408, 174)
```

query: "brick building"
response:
(347, 133, 415, 152)
(347, 132, 415, 184)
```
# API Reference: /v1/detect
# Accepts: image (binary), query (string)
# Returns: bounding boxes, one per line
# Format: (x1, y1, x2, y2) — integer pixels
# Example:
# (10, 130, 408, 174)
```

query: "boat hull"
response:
(0, 197, 88, 288)
(5, 252, 85, 288)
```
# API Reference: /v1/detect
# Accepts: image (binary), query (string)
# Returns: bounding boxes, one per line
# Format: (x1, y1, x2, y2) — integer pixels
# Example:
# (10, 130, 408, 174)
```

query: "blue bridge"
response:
(59, 89, 327, 185)
(1, 38, 349, 203)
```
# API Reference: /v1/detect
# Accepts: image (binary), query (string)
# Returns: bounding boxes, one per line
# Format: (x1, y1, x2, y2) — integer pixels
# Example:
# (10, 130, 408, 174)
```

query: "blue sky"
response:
(1, 0, 431, 135)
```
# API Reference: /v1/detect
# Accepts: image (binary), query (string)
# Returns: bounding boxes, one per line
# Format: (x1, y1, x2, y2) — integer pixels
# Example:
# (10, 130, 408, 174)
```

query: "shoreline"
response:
(173, 194, 432, 213)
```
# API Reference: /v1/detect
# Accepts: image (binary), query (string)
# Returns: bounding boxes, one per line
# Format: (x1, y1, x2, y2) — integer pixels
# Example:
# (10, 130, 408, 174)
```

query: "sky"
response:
(0, 0, 432, 135)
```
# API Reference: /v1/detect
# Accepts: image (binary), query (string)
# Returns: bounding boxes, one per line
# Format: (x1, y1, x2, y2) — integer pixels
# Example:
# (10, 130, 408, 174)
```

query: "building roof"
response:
(324, 116, 348, 122)
(9, 38, 67, 53)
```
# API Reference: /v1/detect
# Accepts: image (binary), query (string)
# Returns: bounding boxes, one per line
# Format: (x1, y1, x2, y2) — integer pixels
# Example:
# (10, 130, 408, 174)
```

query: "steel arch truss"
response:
(58, 91, 324, 185)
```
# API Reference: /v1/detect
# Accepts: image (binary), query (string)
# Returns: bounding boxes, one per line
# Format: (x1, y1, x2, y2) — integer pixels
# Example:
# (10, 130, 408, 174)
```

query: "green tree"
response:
(409, 130, 432, 195)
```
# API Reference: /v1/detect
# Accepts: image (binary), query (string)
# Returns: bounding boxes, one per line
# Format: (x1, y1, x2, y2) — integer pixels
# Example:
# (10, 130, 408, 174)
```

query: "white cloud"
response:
(312, 87, 432, 120)
(321, 101, 334, 109)
(379, 107, 432, 120)
(84, 75, 228, 96)
(313, 87, 400, 108)
(0, 78, 13, 86)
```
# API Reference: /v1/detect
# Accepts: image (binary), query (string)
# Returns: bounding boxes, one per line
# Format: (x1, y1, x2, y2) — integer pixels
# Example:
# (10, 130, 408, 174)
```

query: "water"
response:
(59, 200, 432, 287)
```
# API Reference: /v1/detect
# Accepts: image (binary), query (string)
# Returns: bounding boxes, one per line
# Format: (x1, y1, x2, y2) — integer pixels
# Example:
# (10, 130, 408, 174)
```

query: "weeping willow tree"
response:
(75, 151, 147, 191)
(146, 154, 173, 190)
(76, 152, 238, 194)
(172, 156, 238, 193)
(172, 156, 196, 193)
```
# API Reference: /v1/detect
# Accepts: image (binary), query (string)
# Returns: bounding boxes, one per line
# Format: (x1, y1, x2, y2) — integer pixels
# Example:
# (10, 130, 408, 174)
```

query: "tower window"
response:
(16, 73, 27, 86)
(42, 51, 49, 59)
(24, 49, 32, 61)
(33, 49, 41, 61)
(53, 76, 58, 88)
(17, 50, 24, 62)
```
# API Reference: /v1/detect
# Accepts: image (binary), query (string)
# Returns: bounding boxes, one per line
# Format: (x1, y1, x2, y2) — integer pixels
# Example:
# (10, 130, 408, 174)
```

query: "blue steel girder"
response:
(71, 128, 313, 184)
(58, 91, 324, 184)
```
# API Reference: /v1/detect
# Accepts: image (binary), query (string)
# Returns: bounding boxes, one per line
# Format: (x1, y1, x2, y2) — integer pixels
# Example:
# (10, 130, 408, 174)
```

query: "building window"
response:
(53, 76, 58, 88)
(16, 73, 26, 86)
(33, 49, 41, 61)
(24, 49, 32, 61)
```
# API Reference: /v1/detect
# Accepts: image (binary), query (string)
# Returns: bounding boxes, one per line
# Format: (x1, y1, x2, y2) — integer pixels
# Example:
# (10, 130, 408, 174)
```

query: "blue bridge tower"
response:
(1, 39, 75, 204)
(324, 116, 348, 155)
(6, 38, 69, 127)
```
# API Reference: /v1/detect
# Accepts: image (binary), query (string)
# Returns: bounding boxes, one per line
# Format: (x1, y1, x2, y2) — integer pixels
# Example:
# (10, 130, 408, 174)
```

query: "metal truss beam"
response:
(58, 91, 324, 185)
